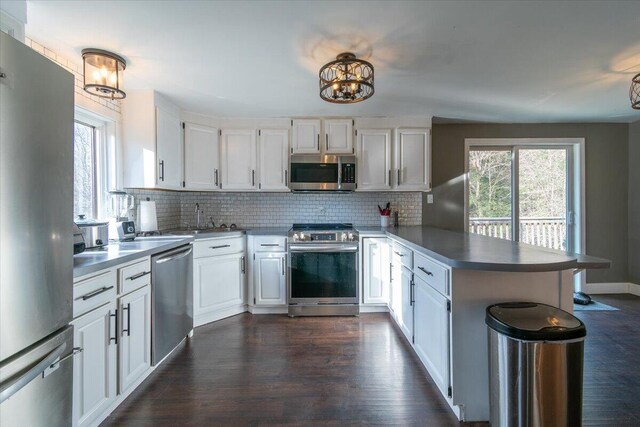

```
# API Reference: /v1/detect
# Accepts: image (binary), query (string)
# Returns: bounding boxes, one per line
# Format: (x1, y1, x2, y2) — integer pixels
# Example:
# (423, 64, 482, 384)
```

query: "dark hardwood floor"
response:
(102, 294, 640, 426)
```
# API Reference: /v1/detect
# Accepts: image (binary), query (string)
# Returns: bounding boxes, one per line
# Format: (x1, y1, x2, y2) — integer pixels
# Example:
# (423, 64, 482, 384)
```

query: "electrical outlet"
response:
(427, 194, 434, 204)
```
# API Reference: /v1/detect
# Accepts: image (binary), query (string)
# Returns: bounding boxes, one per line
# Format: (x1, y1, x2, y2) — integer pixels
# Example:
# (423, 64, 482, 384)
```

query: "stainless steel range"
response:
(288, 223, 359, 316)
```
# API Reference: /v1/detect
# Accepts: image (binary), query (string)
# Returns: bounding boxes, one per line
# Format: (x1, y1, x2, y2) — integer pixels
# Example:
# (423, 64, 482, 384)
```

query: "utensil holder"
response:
(380, 215, 391, 227)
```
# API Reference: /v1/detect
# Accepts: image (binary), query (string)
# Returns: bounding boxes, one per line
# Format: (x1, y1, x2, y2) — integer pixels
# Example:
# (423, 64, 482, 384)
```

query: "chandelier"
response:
(319, 52, 374, 104)
(631, 73, 640, 110)
(82, 48, 127, 99)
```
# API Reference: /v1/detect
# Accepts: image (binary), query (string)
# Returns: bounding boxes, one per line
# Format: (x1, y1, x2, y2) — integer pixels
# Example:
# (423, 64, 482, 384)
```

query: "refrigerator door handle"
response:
(0, 342, 67, 403)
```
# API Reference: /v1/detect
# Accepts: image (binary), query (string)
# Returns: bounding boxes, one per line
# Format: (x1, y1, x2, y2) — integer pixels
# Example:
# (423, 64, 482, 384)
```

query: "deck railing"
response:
(469, 217, 567, 250)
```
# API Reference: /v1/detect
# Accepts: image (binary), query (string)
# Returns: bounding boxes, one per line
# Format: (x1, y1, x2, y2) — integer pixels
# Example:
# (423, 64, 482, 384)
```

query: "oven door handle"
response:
(289, 244, 359, 253)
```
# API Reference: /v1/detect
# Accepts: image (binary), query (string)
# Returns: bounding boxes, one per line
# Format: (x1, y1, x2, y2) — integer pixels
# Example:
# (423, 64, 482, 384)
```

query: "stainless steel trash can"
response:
(486, 302, 586, 427)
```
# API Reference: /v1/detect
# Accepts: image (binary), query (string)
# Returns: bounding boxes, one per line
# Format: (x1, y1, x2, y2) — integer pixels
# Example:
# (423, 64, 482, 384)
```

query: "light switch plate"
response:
(427, 194, 434, 204)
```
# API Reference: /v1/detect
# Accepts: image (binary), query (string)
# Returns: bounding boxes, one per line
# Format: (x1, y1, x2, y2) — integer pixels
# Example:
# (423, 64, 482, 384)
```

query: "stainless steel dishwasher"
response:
(151, 244, 193, 365)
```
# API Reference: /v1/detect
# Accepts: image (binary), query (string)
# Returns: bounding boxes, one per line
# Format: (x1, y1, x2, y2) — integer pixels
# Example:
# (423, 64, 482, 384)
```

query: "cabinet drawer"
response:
(391, 242, 413, 269)
(194, 236, 245, 258)
(73, 269, 117, 318)
(118, 257, 152, 295)
(414, 251, 449, 296)
(253, 236, 287, 252)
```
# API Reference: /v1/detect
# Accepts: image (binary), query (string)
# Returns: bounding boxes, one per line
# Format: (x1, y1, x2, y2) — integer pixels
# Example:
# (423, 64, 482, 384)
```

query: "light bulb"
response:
(100, 66, 108, 77)
(109, 72, 117, 85)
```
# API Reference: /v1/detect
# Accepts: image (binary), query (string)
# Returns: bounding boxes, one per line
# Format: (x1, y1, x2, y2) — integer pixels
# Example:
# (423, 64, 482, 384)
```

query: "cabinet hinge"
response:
(447, 300, 451, 312)
(182, 181, 185, 188)
(253, 297, 256, 305)
(290, 148, 293, 154)
(291, 120, 293, 126)
(253, 253, 255, 260)
(182, 122, 185, 130)
(352, 119, 355, 126)
(259, 183, 261, 189)
(355, 183, 358, 189)
(352, 147, 355, 154)
(447, 386, 452, 397)
(219, 129, 222, 136)
(258, 129, 261, 136)
(412, 335, 415, 344)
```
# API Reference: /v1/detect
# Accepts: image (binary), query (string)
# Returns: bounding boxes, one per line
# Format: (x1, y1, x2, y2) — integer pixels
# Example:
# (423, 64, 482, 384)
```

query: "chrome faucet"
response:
(195, 203, 201, 229)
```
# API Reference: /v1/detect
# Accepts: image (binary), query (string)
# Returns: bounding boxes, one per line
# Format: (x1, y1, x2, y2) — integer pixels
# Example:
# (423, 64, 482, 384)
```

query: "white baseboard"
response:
(194, 304, 248, 327)
(359, 305, 389, 313)
(247, 305, 287, 314)
(584, 282, 640, 296)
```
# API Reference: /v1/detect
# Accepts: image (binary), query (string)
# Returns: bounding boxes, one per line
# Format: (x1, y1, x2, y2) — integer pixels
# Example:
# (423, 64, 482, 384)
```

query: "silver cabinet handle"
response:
(214, 169, 219, 187)
(417, 266, 433, 276)
(389, 169, 392, 186)
(282, 257, 286, 276)
(317, 134, 320, 151)
(325, 134, 329, 150)
(241, 256, 246, 274)
(159, 160, 165, 181)
(390, 263, 393, 282)
(209, 244, 230, 250)
(110, 309, 118, 345)
(122, 303, 131, 337)
(50, 347, 83, 368)
(126, 271, 150, 281)
(284, 170, 288, 186)
(410, 280, 415, 306)
(80, 285, 114, 300)
(252, 169, 255, 186)
(260, 243, 280, 247)
(394, 251, 405, 257)
(397, 169, 401, 185)
(0, 342, 67, 403)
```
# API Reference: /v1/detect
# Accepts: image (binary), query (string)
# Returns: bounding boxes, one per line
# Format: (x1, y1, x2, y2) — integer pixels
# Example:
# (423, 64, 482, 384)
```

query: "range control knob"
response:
(348, 232, 354, 241)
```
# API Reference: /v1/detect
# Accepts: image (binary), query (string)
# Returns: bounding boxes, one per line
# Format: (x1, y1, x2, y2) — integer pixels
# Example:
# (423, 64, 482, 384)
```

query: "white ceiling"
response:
(24, 0, 640, 123)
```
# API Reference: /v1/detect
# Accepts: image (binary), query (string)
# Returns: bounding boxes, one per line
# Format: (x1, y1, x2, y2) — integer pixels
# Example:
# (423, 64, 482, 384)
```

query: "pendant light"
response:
(81, 48, 126, 99)
(319, 52, 374, 104)
(631, 73, 640, 110)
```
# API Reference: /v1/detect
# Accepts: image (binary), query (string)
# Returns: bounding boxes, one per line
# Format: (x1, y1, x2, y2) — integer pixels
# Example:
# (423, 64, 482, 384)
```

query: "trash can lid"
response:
(486, 302, 586, 341)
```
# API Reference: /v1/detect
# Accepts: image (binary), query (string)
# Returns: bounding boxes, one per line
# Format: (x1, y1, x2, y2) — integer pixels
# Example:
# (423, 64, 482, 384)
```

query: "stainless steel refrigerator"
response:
(0, 32, 75, 426)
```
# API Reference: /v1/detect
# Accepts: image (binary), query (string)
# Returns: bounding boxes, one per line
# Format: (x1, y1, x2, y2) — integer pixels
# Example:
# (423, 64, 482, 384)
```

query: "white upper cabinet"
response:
(156, 106, 183, 189)
(292, 119, 321, 154)
(324, 119, 354, 154)
(259, 129, 289, 191)
(220, 129, 258, 191)
(356, 129, 392, 190)
(184, 122, 220, 190)
(394, 128, 431, 191)
(122, 91, 183, 189)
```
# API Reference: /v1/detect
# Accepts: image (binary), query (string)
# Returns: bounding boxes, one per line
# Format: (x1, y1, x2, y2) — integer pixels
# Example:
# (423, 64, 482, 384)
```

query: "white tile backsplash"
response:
(125, 190, 422, 230)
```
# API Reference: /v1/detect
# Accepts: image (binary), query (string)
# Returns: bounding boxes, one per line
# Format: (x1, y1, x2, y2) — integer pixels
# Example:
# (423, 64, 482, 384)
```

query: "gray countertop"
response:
(73, 236, 194, 278)
(374, 226, 610, 272)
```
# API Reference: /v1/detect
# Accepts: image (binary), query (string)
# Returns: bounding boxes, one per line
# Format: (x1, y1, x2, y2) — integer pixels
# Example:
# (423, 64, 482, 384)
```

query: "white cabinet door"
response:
(184, 122, 220, 190)
(259, 129, 289, 191)
(118, 285, 151, 394)
(72, 302, 117, 427)
(414, 276, 450, 397)
(156, 106, 183, 189)
(399, 266, 414, 343)
(292, 119, 321, 154)
(254, 253, 286, 306)
(357, 129, 392, 190)
(394, 128, 431, 191)
(194, 253, 246, 315)
(220, 129, 258, 190)
(324, 119, 353, 154)
(362, 238, 390, 304)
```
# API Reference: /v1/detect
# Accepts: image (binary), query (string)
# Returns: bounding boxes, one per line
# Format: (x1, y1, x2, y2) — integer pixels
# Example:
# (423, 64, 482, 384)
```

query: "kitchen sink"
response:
(166, 227, 245, 236)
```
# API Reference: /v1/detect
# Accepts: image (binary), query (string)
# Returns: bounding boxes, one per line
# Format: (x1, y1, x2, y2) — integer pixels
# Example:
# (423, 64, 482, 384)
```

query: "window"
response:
(73, 120, 97, 218)
(73, 109, 115, 220)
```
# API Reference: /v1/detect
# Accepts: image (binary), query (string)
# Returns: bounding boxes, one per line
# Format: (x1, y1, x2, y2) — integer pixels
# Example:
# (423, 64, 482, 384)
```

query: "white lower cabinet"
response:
(193, 236, 247, 325)
(72, 301, 117, 427)
(253, 252, 286, 305)
(413, 275, 451, 397)
(362, 238, 390, 305)
(118, 284, 152, 394)
(399, 265, 414, 343)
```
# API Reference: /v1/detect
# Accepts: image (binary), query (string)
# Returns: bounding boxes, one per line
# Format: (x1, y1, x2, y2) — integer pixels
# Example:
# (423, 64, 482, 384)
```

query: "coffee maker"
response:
(107, 190, 136, 241)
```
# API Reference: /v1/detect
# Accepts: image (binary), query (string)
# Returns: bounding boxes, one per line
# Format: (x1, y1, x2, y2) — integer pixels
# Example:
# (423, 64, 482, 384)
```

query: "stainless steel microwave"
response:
(289, 155, 356, 191)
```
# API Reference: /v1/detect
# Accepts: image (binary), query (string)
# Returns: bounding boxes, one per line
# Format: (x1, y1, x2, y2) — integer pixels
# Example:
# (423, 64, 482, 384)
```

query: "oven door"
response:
(288, 244, 359, 304)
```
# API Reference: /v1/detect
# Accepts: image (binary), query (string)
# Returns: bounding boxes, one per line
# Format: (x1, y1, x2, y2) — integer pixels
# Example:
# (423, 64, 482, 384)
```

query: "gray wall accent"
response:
(124, 189, 423, 230)
(630, 120, 640, 284)
(424, 123, 629, 283)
